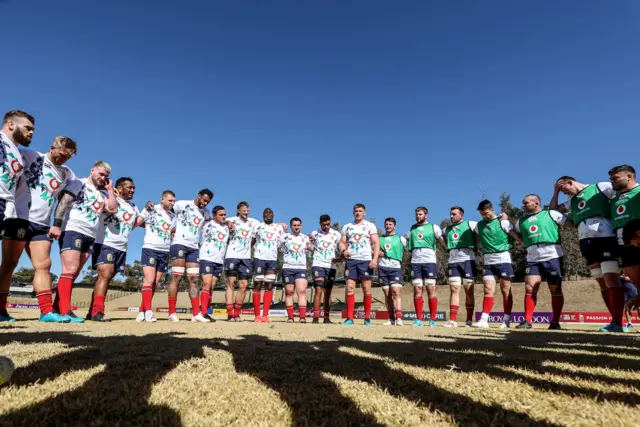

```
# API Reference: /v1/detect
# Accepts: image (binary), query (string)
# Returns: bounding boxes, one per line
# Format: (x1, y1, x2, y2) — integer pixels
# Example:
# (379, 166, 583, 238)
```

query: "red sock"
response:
(36, 290, 53, 315)
(609, 286, 625, 325)
(313, 309, 320, 319)
(226, 304, 234, 317)
(551, 293, 564, 324)
(200, 290, 211, 315)
(91, 295, 105, 315)
(601, 289, 612, 314)
(286, 304, 294, 319)
(450, 305, 459, 322)
(364, 294, 372, 319)
(233, 303, 242, 317)
(414, 298, 424, 320)
(395, 309, 402, 320)
(346, 293, 355, 320)
(466, 303, 474, 321)
(299, 305, 306, 319)
(141, 285, 153, 312)
(429, 297, 438, 321)
(252, 290, 261, 317)
(168, 296, 177, 315)
(525, 292, 536, 323)
(482, 296, 494, 315)
(262, 291, 273, 316)
(57, 274, 74, 314)
(504, 292, 513, 315)
(0, 292, 8, 311)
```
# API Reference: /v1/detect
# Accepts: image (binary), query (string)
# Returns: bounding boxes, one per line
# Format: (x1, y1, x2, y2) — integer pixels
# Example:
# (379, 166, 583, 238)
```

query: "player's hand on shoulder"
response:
(145, 201, 154, 212)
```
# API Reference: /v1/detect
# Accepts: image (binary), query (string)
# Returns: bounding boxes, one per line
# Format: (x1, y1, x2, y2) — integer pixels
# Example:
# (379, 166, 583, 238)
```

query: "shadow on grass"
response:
(0, 328, 638, 426)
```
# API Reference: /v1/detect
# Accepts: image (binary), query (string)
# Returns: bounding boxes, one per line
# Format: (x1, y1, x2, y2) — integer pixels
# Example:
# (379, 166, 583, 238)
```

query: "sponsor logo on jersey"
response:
(50, 178, 60, 190)
(617, 205, 626, 215)
(353, 233, 362, 241)
(194, 217, 201, 225)
(162, 222, 171, 230)
(529, 225, 538, 233)
(384, 243, 391, 250)
(452, 233, 459, 239)
(217, 232, 225, 240)
(417, 233, 424, 239)
(293, 244, 301, 251)
(241, 229, 249, 237)
(123, 212, 132, 221)
(92, 200, 101, 210)
(266, 232, 274, 239)
(578, 200, 586, 209)
(10, 159, 22, 174)
(322, 241, 330, 248)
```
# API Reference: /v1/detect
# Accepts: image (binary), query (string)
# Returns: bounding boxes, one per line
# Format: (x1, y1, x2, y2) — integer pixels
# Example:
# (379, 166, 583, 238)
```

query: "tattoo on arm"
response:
(53, 192, 75, 227)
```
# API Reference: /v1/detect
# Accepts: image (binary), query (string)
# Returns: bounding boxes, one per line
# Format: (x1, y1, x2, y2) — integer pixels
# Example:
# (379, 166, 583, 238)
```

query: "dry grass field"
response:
(1, 299, 639, 426)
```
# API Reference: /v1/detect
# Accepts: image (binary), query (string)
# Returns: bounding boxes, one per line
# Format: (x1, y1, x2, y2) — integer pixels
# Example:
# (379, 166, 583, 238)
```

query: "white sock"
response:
(480, 313, 489, 322)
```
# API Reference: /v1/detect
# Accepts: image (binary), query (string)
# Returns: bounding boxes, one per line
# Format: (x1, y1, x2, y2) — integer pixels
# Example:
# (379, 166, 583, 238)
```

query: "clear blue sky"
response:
(2, 0, 639, 277)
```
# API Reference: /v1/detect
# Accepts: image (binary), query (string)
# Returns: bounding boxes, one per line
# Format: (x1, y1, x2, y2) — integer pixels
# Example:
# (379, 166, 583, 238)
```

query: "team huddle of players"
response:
(1, 110, 640, 332)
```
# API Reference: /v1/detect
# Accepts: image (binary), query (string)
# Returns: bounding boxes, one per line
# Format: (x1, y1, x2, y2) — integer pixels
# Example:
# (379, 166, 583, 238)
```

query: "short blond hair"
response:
(53, 136, 77, 155)
(92, 160, 112, 174)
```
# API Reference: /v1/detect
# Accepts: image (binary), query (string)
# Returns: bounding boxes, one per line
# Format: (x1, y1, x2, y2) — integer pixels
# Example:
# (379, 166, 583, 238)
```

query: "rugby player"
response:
(279, 217, 311, 323)
(551, 176, 624, 332)
(473, 200, 521, 328)
(406, 207, 444, 327)
(0, 110, 34, 322)
(224, 202, 259, 321)
(378, 218, 406, 326)
(135, 191, 176, 322)
(441, 207, 479, 328)
(87, 177, 139, 321)
(198, 205, 230, 322)
(252, 208, 286, 322)
(168, 189, 212, 322)
(619, 272, 637, 329)
(610, 166, 640, 305)
(0, 136, 76, 323)
(53, 161, 118, 323)
(309, 214, 342, 324)
(511, 194, 567, 329)
(339, 204, 379, 326)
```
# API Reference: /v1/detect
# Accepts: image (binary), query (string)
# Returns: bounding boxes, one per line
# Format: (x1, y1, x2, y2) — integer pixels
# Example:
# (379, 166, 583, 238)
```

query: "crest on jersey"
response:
(353, 234, 362, 241)
(107, 253, 114, 262)
(578, 200, 586, 210)
(75, 239, 82, 249)
(178, 250, 184, 257)
(17, 228, 26, 239)
(529, 225, 538, 233)
(617, 205, 626, 215)
(149, 257, 155, 265)
(417, 233, 424, 239)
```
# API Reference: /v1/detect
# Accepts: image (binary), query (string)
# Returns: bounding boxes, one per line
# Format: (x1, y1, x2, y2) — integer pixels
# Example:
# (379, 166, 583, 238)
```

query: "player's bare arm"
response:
(48, 191, 75, 239)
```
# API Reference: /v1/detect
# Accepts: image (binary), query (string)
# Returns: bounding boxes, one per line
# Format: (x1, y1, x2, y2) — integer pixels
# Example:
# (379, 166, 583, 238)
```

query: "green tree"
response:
(11, 267, 35, 285)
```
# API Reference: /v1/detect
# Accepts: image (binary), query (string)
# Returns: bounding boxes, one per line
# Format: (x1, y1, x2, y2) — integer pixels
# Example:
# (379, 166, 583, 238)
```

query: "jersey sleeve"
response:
(597, 181, 616, 200)
(500, 219, 513, 233)
(550, 210, 568, 225)
(368, 222, 378, 236)
(400, 236, 408, 248)
(173, 200, 188, 215)
(468, 221, 478, 232)
(561, 199, 571, 212)
(63, 179, 83, 197)
(341, 224, 349, 236)
(514, 220, 521, 231)
(438, 225, 446, 238)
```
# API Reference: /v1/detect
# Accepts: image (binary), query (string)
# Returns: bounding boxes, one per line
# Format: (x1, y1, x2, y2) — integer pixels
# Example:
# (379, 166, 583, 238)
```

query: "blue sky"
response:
(2, 0, 639, 276)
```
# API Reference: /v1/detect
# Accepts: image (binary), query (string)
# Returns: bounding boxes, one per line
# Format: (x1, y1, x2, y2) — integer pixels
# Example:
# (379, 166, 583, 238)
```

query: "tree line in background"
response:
(10, 192, 589, 292)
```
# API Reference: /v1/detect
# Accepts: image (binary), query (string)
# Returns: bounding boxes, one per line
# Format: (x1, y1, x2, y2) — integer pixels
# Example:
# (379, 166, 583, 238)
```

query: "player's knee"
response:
(264, 274, 277, 282)
(600, 261, 619, 275)
(412, 278, 423, 286)
(589, 267, 603, 279)
(424, 279, 436, 286)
